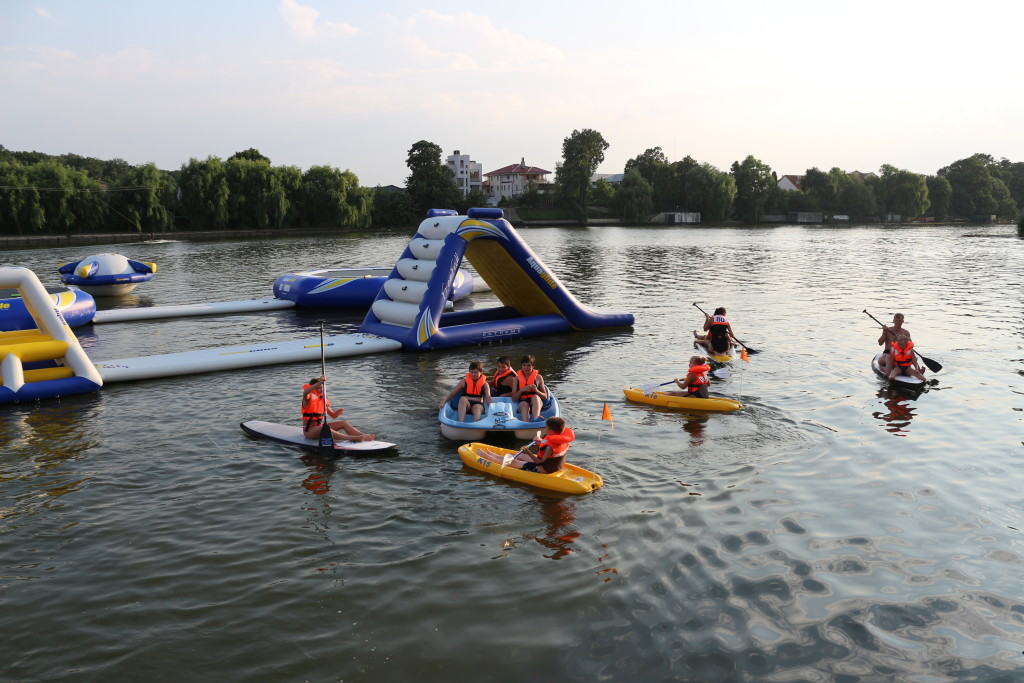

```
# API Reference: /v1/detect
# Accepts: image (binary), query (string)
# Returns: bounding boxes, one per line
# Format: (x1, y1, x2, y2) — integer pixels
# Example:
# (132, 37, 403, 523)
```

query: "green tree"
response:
(225, 158, 290, 229)
(625, 147, 674, 210)
(681, 163, 736, 221)
(555, 128, 609, 222)
(0, 161, 44, 234)
(839, 178, 877, 220)
(801, 167, 837, 210)
(876, 164, 929, 219)
(925, 175, 952, 220)
(109, 163, 174, 232)
(299, 166, 371, 228)
(177, 156, 229, 229)
(455, 188, 491, 215)
(588, 179, 616, 208)
(372, 186, 417, 228)
(938, 153, 1017, 219)
(276, 165, 304, 228)
(614, 169, 653, 224)
(405, 140, 460, 217)
(730, 155, 775, 223)
(228, 148, 271, 164)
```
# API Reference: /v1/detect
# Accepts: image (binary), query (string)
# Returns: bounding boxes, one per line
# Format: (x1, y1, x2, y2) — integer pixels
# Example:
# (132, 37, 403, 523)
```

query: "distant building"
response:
(664, 212, 701, 224)
(787, 211, 823, 224)
(483, 158, 552, 205)
(847, 170, 878, 183)
(778, 175, 802, 192)
(445, 150, 483, 197)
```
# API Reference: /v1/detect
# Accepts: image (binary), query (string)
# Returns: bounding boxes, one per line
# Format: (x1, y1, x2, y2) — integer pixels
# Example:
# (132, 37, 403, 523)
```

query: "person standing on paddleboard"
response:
(302, 376, 375, 442)
(877, 312, 911, 375)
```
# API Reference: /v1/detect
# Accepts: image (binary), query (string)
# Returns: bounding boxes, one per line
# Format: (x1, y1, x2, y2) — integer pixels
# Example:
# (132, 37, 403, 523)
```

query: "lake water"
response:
(2, 224, 1022, 681)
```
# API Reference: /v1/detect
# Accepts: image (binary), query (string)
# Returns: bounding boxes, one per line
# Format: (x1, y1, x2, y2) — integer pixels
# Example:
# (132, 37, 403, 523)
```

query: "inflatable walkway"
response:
(0, 267, 103, 403)
(360, 208, 633, 350)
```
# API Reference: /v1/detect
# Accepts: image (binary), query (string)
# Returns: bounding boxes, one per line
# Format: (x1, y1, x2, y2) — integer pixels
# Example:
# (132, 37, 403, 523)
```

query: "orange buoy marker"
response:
(740, 347, 749, 362)
(601, 403, 612, 421)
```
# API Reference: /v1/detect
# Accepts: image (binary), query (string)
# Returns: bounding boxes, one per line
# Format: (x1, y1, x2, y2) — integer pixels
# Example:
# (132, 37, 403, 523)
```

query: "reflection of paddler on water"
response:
(438, 360, 492, 422)
(693, 306, 738, 358)
(513, 355, 548, 421)
(475, 417, 575, 473)
(301, 376, 376, 442)
(872, 389, 918, 435)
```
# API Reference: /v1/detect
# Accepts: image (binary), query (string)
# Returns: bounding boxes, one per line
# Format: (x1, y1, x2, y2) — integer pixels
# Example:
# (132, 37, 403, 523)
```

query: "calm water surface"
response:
(2, 225, 1022, 681)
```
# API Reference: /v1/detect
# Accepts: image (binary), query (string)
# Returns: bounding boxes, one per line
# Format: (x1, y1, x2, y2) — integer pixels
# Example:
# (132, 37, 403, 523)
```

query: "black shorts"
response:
(523, 457, 564, 474)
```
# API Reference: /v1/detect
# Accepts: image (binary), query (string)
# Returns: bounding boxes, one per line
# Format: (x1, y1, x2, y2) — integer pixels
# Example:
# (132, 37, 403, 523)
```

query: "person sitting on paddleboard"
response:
(438, 360, 492, 422)
(302, 376, 375, 442)
(478, 416, 576, 474)
(513, 355, 548, 422)
(888, 331, 926, 381)
(694, 307, 737, 356)
(877, 312, 911, 375)
(667, 356, 711, 399)
(490, 356, 519, 397)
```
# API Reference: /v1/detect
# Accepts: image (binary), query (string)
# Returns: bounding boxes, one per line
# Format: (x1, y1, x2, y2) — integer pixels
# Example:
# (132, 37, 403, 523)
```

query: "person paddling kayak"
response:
(694, 307, 738, 356)
(666, 356, 711, 399)
(302, 376, 375, 442)
(476, 416, 576, 473)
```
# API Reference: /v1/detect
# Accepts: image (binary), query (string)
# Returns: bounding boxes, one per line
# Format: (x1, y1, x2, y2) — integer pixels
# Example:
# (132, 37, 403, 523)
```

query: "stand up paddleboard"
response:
(871, 354, 925, 391)
(240, 420, 397, 453)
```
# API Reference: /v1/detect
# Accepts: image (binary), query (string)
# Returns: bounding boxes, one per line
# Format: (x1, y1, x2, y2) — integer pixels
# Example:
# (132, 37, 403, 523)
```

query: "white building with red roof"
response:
(778, 174, 803, 192)
(483, 158, 552, 205)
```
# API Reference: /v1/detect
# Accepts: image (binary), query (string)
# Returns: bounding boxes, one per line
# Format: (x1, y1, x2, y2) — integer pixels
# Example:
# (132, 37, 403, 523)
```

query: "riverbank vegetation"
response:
(1, 136, 1021, 236)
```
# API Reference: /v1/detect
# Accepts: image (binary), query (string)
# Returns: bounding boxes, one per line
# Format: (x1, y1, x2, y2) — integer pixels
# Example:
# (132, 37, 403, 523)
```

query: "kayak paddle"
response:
(862, 309, 943, 373)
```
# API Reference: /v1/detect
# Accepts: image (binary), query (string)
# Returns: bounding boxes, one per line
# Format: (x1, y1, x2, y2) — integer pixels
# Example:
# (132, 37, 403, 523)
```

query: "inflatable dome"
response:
(58, 253, 156, 296)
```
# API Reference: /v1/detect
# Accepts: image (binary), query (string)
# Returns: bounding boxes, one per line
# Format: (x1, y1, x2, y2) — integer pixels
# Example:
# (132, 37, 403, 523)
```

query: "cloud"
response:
(279, 0, 357, 39)
(34, 7, 51, 19)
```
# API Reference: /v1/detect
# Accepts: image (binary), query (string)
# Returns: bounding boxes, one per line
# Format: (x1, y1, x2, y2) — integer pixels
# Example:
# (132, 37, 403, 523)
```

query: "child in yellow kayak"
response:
(477, 416, 576, 473)
(666, 356, 711, 399)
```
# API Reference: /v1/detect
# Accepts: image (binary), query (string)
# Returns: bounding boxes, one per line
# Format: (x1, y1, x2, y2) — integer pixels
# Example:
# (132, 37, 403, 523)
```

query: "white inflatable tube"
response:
(370, 299, 420, 328)
(1, 353, 24, 392)
(396, 259, 436, 282)
(0, 266, 103, 387)
(409, 238, 445, 261)
(95, 333, 401, 383)
(383, 279, 429, 304)
(417, 215, 464, 240)
(93, 298, 295, 324)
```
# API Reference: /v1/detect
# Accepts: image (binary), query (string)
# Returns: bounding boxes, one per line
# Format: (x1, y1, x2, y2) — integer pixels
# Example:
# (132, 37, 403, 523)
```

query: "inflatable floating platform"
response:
(438, 394, 559, 440)
(1, 286, 95, 331)
(59, 253, 156, 296)
(0, 267, 103, 403)
(274, 267, 475, 309)
(457, 442, 602, 494)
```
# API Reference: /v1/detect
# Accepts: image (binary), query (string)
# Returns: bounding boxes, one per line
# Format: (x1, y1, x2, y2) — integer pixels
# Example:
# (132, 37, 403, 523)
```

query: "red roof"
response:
(484, 163, 551, 177)
(779, 174, 802, 189)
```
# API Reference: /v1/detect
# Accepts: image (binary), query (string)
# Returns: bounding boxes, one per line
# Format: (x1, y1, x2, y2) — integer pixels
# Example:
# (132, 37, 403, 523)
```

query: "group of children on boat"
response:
(436, 354, 549, 423)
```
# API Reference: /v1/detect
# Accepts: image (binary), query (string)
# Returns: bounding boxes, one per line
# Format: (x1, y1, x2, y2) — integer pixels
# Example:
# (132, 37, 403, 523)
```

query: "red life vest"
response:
(517, 369, 540, 399)
(302, 384, 329, 425)
(892, 340, 915, 367)
(686, 364, 711, 394)
(491, 368, 515, 394)
(536, 427, 575, 459)
(464, 372, 488, 397)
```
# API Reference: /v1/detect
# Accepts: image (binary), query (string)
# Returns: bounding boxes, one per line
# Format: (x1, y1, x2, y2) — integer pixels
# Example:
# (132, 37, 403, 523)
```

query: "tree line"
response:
(2, 139, 1021, 236)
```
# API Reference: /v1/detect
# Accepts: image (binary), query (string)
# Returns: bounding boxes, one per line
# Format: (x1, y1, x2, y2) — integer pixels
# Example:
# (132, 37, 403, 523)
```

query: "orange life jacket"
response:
(686, 364, 711, 393)
(491, 368, 515, 394)
(536, 427, 575, 459)
(517, 369, 540, 399)
(302, 384, 329, 425)
(464, 372, 488, 397)
(892, 340, 915, 367)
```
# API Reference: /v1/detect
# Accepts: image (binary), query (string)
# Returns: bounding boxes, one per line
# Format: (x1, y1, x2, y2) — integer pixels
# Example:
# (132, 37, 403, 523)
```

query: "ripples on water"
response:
(1, 226, 1023, 680)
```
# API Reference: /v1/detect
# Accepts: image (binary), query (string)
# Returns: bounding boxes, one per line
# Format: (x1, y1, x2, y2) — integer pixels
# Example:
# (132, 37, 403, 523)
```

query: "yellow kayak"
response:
(623, 387, 743, 412)
(457, 443, 603, 495)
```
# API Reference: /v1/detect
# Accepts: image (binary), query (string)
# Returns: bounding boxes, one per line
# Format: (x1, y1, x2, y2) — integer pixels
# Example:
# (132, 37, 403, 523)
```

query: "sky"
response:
(1, 0, 1021, 186)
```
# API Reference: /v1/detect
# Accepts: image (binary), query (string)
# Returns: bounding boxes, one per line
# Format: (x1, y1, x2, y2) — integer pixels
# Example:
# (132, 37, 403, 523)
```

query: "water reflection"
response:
(871, 389, 918, 436)
(683, 415, 710, 446)
(299, 453, 337, 495)
(531, 496, 580, 560)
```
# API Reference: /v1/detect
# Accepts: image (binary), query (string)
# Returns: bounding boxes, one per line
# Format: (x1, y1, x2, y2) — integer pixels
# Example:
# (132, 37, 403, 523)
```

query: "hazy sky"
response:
(2, 0, 1020, 186)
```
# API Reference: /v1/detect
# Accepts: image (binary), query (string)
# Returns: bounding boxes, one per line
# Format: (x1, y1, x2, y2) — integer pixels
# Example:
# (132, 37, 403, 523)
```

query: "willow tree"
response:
(556, 128, 609, 223)
(177, 156, 229, 229)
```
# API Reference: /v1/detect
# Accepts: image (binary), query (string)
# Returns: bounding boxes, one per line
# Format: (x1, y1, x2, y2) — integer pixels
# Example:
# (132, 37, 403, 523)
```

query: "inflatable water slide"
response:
(360, 208, 633, 349)
(0, 267, 103, 403)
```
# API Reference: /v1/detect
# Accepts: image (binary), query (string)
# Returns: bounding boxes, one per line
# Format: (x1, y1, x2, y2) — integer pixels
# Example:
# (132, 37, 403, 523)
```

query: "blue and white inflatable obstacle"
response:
(59, 253, 156, 296)
(0, 286, 96, 330)
(360, 208, 634, 350)
(0, 267, 103, 403)
(273, 267, 476, 310)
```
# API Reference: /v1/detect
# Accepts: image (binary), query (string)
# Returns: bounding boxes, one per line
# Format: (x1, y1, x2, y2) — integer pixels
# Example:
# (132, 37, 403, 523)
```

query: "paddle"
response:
(862, 309, 942, 373)
(639, 368, 731, 395)
(692, 302, 759, 355)
(317, 322, 335, 456)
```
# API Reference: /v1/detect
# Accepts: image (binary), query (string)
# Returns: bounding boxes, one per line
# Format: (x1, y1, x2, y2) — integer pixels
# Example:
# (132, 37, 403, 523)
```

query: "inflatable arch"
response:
(0, 267, 103, 403)
(359, 208, 633, 350)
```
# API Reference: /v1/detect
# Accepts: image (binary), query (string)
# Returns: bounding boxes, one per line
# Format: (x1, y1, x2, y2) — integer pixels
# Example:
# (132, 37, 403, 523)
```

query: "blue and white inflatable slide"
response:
(360, 208, 633, 350)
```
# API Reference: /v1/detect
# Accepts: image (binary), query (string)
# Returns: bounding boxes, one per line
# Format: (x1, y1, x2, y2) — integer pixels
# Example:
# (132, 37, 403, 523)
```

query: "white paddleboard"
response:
(871, 353, 925, 389)
(240, 420, 397, 453)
